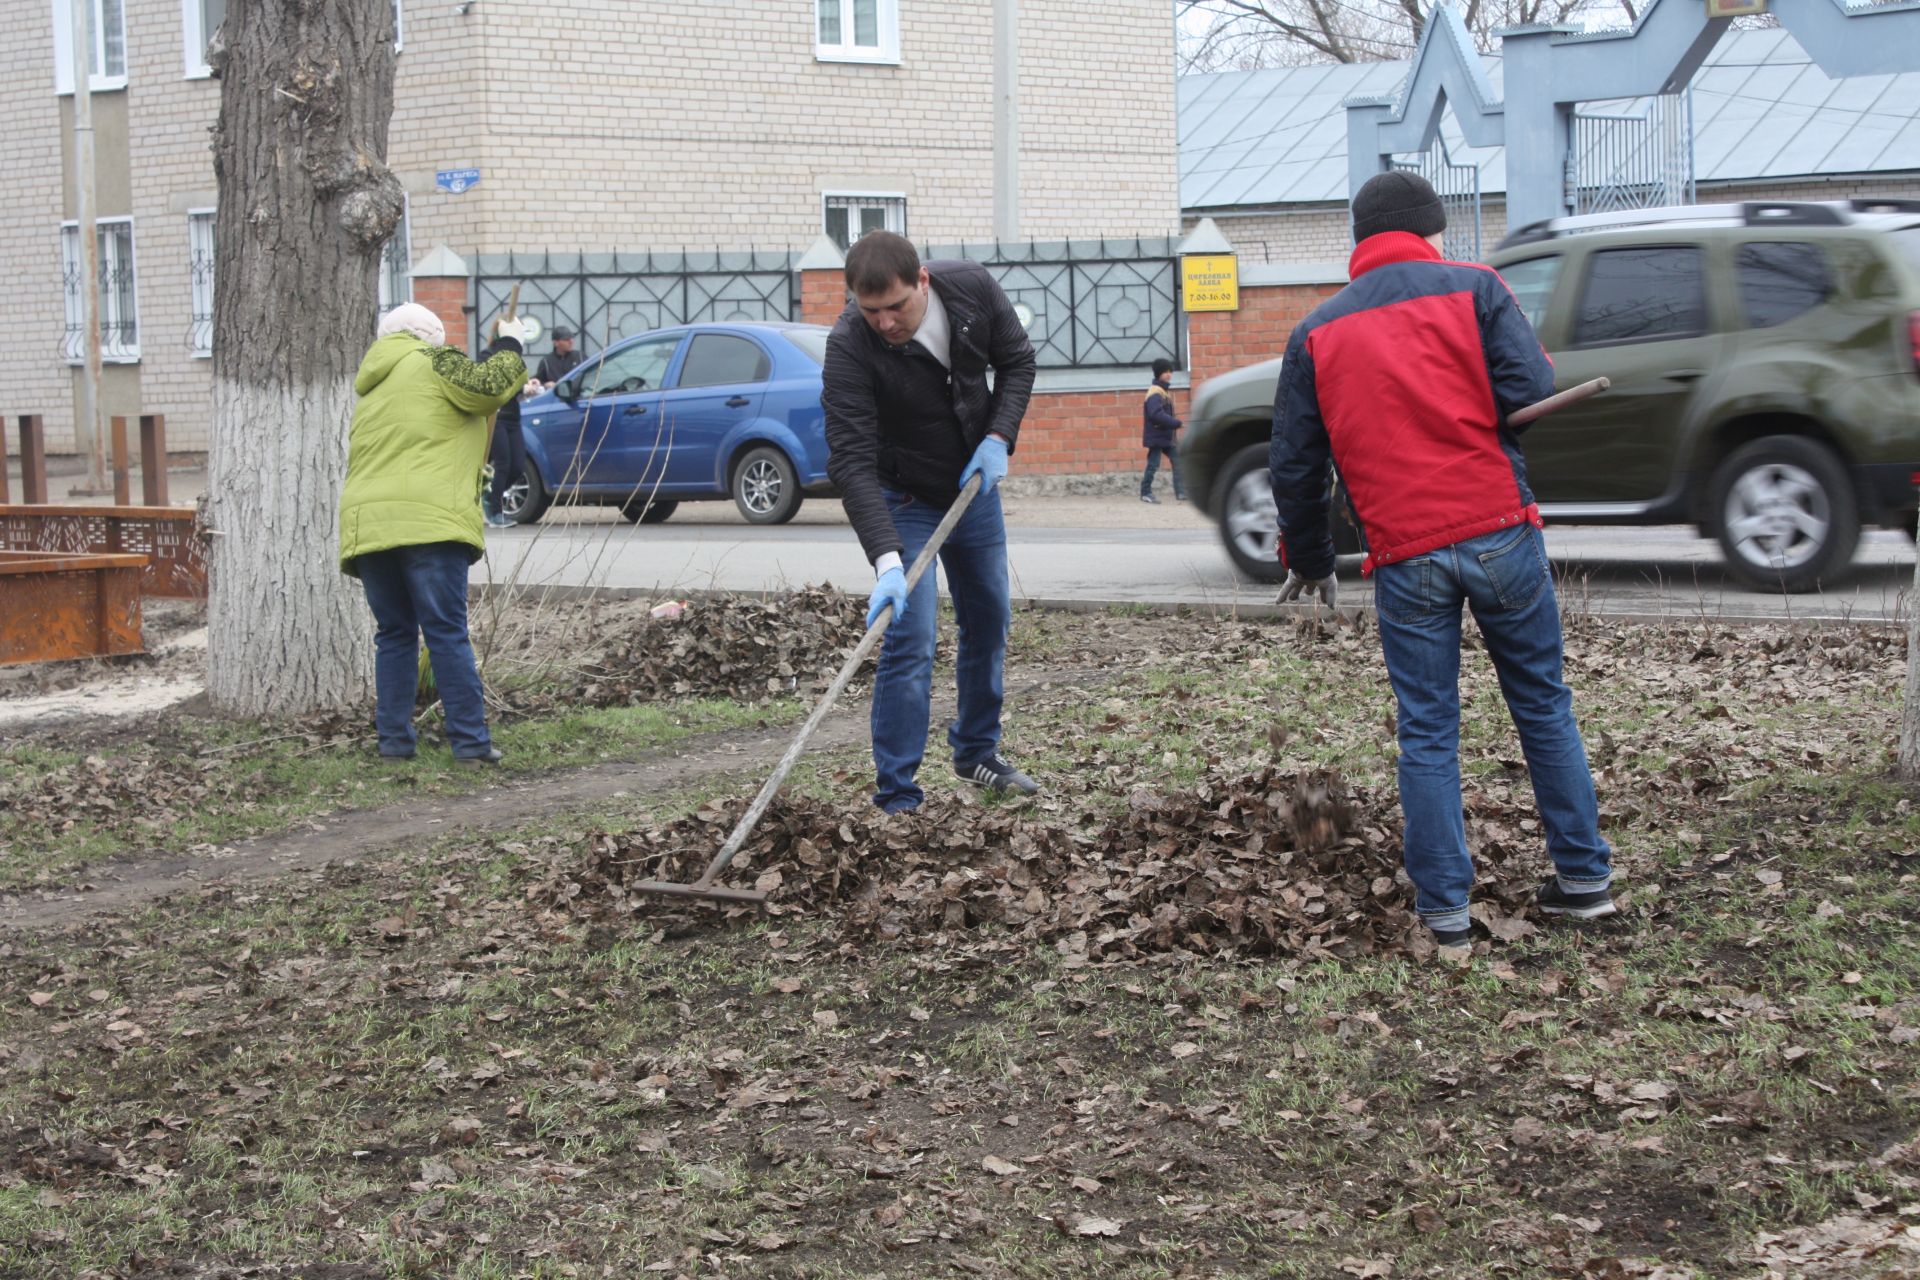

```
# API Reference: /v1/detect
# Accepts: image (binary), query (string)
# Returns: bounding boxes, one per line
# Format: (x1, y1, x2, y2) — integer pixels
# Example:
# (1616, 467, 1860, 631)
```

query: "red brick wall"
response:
(411, 276, 471, 353)
(800, 268, 848, 327)
(1186, 282, 1341, 385)
(791, 273, 1341, 474)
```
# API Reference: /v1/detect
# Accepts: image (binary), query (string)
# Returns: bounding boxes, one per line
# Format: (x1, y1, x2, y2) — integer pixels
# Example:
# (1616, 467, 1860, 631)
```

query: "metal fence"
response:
(1571, 91, 1696, 216)
(925, 237, 1183, 369)
(471, 239, 1182, 369)
(1391, 141, 1483, 262)
(472, 249, 800, 358)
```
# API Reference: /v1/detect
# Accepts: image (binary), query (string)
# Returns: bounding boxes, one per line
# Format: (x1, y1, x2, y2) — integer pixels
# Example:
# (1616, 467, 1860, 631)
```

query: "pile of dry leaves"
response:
(562, 586, 872, 707)
(528, 763, 1550, 960)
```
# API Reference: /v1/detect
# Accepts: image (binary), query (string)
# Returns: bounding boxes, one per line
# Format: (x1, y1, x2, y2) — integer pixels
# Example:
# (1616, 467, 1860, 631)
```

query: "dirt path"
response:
(0, 714, 869, 933)
(0, 668, 1092, 933)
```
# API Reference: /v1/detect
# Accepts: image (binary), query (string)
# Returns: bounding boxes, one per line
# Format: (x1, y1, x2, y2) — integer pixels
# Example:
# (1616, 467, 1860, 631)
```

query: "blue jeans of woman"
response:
(356, 542, 493, 760)
(1141, 446, 1182, 499)
(871, 487, 1011, 812)
(1371, 523, 1611, 933)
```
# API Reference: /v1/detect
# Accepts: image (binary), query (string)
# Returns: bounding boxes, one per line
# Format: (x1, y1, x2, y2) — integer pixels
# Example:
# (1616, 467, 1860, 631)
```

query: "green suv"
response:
(1181, 199, 1920, 592)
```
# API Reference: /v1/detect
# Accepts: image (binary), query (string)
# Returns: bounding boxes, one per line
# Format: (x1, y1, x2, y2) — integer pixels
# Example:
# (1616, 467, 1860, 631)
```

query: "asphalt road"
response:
(480, 497, 1917, 624)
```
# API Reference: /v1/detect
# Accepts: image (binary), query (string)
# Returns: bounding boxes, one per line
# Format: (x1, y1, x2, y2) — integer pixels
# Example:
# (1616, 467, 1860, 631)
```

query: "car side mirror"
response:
(555, 380, 578, 402)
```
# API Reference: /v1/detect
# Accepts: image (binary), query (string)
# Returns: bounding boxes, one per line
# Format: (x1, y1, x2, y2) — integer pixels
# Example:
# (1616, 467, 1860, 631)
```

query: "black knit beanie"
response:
(1352, 171, 1447, 242)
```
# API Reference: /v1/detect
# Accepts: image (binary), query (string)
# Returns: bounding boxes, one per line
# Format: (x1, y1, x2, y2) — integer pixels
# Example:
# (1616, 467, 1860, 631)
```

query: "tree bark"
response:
(205, 0, 406, 717)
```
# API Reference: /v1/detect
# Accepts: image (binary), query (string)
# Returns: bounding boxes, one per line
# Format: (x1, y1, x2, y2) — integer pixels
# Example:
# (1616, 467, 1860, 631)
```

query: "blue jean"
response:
(1141, 446, 1182, 498)
(1371, 524, 1611, 933)
(356, 542, 492, 759)
(871, 487, 1011, 812)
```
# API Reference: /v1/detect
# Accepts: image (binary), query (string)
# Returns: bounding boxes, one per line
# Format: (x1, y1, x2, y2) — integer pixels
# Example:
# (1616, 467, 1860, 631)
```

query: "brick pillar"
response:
(794, 235, 847, 327)
(407, 245, 473, 352)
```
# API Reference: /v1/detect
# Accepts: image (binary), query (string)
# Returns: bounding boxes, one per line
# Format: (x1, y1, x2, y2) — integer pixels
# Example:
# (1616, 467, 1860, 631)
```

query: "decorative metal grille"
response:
(378, 204, 412, 314)
(61, 221, 139, 363)
(923, 237, 1182, 369)
(1391, 140, 1483, 261)
(470, 249, 800, 358)
(187, 212, 215, 357)
(1571, 91, 1695, 216)
(824, 194, 907, 250)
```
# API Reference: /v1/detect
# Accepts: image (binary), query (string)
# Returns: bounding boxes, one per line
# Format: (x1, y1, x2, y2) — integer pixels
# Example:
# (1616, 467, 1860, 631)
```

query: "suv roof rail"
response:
(1850, 197, 1920, 215)
(1494, 201, 1857, 250)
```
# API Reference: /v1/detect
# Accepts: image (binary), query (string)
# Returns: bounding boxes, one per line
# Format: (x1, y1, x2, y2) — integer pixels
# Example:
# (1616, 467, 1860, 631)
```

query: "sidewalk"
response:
(4, 453, 1211, 533)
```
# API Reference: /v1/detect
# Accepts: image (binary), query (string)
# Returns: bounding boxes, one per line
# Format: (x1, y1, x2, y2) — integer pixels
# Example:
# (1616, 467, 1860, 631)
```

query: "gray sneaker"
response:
(1535, 876, 1617, 920)
(955, 753, 1040, 796)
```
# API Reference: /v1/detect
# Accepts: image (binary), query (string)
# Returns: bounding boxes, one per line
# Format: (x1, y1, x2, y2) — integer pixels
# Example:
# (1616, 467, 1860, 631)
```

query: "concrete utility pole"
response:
(69, 0, 107, 494)
(993, 0, 1019, 243)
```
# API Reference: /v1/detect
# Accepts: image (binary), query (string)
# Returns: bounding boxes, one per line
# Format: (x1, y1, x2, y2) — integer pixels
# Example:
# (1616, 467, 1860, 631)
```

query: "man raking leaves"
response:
(1270, 171, 1618, 958)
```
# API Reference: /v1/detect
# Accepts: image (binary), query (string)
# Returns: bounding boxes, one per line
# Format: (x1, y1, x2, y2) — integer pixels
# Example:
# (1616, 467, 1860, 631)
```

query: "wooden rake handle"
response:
(690, 471, 989, 890)
(1509, 376, 1610, 428)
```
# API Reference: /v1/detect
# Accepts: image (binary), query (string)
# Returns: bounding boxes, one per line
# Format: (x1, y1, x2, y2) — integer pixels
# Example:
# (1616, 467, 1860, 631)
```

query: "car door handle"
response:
(1664, 370, 1705, 383)
(725, 396, 751, 408)
(623, 405, 648, 416)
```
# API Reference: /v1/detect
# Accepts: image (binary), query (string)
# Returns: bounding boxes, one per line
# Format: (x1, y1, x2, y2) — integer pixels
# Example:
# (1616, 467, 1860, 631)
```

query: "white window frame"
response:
(182, 0, 220, 78)
(60, 217, 141, 365)
(186, 0, 397, 77)
(822, 191, 908, 250)
(53, 0, 129, 94)
(814, 0, 899, 65)
(187, 209, 216, 358)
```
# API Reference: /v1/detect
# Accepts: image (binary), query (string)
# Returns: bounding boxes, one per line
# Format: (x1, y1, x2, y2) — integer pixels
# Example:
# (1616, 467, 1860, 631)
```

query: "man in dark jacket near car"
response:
(822, 231, 1042, 813)
(1269, 171, 1615, 955)
(1140, 357, 1184, 504)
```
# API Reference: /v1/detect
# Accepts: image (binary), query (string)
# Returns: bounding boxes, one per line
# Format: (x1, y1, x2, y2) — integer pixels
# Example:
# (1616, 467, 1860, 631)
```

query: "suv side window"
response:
(1571, 247, 1707, 347)
(677, 333, 771, 389)
(1496, 256, 1562, 332)
(1736, 242, 1832, 329)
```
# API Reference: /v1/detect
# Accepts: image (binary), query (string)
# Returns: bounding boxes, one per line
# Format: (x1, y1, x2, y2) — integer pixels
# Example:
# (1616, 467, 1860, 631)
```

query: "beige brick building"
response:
(3, 0, 1180, 456)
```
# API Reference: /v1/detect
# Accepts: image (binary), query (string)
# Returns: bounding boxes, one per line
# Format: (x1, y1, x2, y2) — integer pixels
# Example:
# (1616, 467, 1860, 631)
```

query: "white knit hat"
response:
(376, 302, 446, 347)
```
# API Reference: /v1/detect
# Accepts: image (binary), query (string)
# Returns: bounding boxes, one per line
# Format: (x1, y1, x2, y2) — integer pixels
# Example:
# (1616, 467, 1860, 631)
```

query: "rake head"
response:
(627, 879, 769, 907)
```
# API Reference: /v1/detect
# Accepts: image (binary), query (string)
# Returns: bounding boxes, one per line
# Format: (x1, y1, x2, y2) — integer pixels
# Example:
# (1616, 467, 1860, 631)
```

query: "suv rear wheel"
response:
(1709, 435, 1859, 592)
(1213, 441, 1362, 582)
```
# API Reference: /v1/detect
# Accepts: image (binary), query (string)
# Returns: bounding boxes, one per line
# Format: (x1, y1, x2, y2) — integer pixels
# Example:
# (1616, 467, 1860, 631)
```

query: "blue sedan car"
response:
(506, 321, 834, 525)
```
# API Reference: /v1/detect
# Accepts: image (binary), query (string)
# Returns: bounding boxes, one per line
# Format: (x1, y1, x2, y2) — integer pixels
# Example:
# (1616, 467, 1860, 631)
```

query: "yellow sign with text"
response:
(1704, 0, 1766, 15)
(1181, 254, 1240, 312)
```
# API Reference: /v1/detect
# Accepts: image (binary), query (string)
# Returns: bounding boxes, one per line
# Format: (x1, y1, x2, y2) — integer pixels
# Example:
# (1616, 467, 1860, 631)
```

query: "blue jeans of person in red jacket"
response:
(1370, 523, 1612, 933)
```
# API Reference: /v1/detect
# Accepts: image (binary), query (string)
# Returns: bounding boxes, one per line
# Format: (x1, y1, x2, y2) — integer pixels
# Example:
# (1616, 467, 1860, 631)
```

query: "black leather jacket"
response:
(822, 259, 1037, 563)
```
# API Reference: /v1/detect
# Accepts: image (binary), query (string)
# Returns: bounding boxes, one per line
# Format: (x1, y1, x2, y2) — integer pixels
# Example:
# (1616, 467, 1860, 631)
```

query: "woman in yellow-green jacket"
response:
(338, 303, 529, 764)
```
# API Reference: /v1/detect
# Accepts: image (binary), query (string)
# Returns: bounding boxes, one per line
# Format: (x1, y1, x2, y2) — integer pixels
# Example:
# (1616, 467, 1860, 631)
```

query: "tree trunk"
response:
(1902, 546, 1920, 781)
(205, 0, 405, 717)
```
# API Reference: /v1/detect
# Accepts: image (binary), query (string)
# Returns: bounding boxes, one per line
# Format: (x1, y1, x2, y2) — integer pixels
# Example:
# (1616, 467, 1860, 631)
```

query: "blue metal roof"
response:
(1179, 29, 1920, 210)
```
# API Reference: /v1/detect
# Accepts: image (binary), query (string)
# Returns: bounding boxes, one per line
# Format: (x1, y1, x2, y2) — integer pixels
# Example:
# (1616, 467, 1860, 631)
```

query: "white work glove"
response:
(1277, 571, 1338, 609)
(495, 317, 534, 346)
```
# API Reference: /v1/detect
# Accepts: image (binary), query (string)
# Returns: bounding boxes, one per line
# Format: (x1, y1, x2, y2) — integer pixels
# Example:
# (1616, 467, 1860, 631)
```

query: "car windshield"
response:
(781, 329, 829, 365)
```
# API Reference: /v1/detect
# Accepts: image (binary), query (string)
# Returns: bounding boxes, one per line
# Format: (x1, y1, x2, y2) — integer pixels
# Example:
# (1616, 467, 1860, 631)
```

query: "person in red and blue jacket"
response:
(1268, 171, 1616, 955)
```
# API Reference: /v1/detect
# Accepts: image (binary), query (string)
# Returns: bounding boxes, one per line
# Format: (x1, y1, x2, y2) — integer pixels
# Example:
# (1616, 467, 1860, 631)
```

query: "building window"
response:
(53, 0, 128, 93)
(187, 0, 395, 76)
(378, 200, 412, 314)
(188, 210, 216, 357)
(816, 0, 898, 63)
(61, 218, 140, 364)
(182, 0, 225, 77)
(823, 193, 907, 250)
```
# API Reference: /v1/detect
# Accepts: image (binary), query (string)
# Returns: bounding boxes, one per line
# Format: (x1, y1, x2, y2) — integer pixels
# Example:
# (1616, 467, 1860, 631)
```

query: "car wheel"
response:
(1709, 435, 1858, 593)
(1213, 443, 1286, 583)
(732, 446, 802, 525)
(510, 460, 552, 525)
(620, 497, 678, 524)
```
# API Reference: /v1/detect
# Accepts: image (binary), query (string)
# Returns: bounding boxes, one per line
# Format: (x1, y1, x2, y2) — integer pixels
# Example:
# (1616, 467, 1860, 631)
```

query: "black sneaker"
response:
(1535, 876, 1617, 920)
(955, 753, 1040, 796)
(456, 747, 504, 767)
